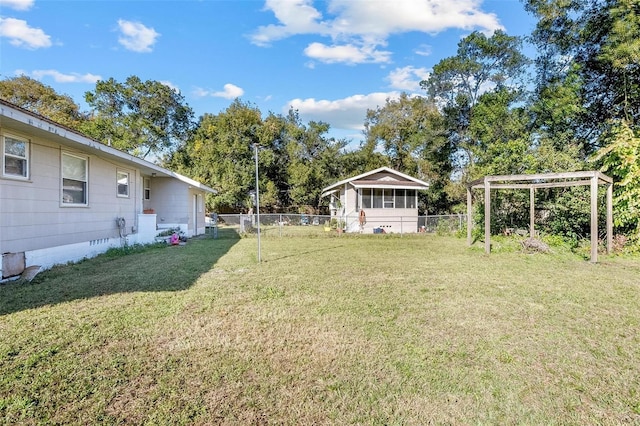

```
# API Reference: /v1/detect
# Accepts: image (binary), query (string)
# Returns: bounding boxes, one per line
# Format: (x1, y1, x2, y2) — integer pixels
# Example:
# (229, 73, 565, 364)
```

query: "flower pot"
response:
(143, 209, 155, 214)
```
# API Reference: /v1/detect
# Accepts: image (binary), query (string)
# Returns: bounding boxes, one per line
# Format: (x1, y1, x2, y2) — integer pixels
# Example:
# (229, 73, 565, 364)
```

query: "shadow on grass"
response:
(264, 244, 346, 263)
(0, 229, 241, 316)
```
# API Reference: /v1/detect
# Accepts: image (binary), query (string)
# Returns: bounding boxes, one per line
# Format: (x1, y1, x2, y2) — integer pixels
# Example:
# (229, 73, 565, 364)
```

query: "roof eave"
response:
(0, 99, 216, 193)
(320, 166, 430, 194)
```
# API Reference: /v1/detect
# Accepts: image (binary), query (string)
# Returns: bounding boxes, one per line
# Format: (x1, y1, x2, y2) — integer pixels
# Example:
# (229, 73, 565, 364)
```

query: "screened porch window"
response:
(396, 189, 406, 208)
(362, 188, 372, 208)
(359, 188, 417, 209)
(62, 153, 88, 205)
(383, 189, 394, 208)
(373, 188, 383, 208)
(406, 189, 416, 208)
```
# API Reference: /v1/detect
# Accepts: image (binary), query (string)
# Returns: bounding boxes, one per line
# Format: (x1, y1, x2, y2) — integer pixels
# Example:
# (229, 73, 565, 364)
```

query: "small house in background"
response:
(0, 99, 215, 280)
(321, 167, 429, 233)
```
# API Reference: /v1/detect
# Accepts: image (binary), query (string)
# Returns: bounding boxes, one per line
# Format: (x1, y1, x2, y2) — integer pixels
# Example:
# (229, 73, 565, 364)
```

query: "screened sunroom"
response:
(321, 167, 429, 234)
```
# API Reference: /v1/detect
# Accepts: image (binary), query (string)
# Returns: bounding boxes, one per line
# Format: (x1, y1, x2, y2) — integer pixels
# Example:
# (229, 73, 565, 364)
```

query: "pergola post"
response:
(529, 187, 535, 237)
(607, 182, 613, 253)
(484, 177, 491, 254)
(466, 186, 473, 246)
(590, 175, 598, 263)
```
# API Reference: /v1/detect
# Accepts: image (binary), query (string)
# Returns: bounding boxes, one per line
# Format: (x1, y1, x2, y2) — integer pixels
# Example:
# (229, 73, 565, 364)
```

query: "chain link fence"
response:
(419, 214, 467, 234)
(208, 213, 466, 237)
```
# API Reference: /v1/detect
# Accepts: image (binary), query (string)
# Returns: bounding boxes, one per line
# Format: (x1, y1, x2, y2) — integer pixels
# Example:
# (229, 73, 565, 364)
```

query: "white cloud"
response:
(304, 41, 391, 64)
(30, 69, 101, 83)
(0, 0, 34, 10)
(415, 44, 432, 57)
(326, 0, 502, 36)
(0, 17, 51, 49)
(251, 0, 503, 64)
(193, 83, 244, 100)
(287, 91, 401, 131)
(214, 84, 244, 99)
(117, 19, 159, 52)
(251, 0, 330, 46)
(193, 87, 210, 98)
(386, 66, 430, 91)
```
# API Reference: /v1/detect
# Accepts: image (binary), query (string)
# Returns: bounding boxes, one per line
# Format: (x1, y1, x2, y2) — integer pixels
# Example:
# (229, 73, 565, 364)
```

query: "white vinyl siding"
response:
(62, 152, 88, 205)
(2, 133, 29, 179)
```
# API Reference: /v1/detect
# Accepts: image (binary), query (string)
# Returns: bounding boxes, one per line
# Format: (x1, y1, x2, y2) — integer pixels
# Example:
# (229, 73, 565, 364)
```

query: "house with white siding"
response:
(321, 167, 429, 234)
(0, 99, 216, 280)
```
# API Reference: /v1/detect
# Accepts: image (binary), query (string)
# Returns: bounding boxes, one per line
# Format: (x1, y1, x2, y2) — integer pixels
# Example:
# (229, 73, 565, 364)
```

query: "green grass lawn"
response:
(1, 231, 639, 425)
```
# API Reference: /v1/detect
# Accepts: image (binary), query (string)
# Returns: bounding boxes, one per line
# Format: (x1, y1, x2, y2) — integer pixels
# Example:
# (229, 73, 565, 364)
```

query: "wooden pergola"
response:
(466, 171, 613, 262)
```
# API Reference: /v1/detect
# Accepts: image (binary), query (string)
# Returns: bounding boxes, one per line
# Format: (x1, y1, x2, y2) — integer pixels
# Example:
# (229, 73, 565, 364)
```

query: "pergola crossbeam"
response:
(469, 170, 612, 186)
(471, 180, 594, 190)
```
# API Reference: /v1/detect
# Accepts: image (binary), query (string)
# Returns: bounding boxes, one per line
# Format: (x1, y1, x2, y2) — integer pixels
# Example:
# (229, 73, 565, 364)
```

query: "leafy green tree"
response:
(528, 66, 588, 155)
(284, 110, 346, 210)
(593, 120, 640, 239)
(363, 93, 452, 213)
(421, 30, 529, 174)
(249, 111, 292, 209)
(83, 76, 195, 160)
(0, 75, 87, 129)
(523, 0, 640, 243)
(525, 0, 640, 150)
(423, 30, 529, 105)
(469, 88, 532, 177)
(599, 0, 640, 124)
(343, 140, 388, 176)
(168, 99, 262, 211)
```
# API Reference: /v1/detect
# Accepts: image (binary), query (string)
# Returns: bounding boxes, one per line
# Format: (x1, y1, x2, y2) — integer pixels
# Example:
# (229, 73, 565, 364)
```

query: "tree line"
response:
(1, 0, 639, 246)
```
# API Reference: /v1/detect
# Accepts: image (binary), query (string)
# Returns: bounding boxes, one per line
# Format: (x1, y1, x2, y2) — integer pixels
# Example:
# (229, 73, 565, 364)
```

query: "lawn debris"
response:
(20, 265, 42, 283)
(521, 237, 550, 253)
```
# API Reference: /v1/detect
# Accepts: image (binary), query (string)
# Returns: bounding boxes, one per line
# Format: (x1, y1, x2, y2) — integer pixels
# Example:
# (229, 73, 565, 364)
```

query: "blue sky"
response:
(0, 0, 536, 146)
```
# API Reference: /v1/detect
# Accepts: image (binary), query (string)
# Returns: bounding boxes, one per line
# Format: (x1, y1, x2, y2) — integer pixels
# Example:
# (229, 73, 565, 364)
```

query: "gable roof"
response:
(321, 166, 429, 197)
(0, 99, 216, 194)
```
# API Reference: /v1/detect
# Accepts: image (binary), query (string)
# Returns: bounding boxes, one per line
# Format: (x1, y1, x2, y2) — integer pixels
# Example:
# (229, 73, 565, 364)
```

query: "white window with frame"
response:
(117, 170, 130, 197)
(198, 194, 203, 213)
(144, 178, 151, 200)
(62, 152, 88, 205)
(2, 133, 29, 179)
(383, 188, 394, 208)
